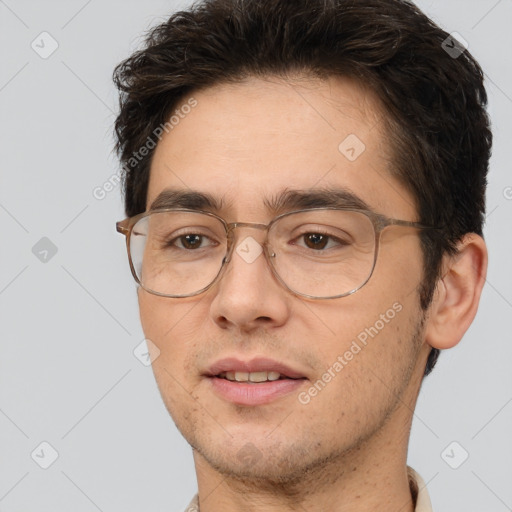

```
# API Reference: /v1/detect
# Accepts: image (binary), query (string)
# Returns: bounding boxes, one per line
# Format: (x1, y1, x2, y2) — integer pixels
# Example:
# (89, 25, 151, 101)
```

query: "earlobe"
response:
(425, 233, 488, 350)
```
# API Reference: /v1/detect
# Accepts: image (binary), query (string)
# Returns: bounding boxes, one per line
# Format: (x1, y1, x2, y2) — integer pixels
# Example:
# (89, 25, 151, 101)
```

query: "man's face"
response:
(140, 76, 431, 482)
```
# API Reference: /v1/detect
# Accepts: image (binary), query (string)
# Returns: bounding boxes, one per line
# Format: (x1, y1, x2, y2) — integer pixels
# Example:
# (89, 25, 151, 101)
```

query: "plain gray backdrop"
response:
(0, 0, 511, 510)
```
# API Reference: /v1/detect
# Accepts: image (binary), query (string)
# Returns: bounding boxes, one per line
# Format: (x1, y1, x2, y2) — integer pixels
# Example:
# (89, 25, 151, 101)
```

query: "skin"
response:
(138, 75, 487, 511)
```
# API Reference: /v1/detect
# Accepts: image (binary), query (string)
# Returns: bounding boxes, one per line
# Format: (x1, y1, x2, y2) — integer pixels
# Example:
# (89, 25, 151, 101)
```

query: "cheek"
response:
(138, 292, 203, 417)
(138, 291, 196, 371)
(139, 289, 200, 341)
(376, 230, 425, 297)
(313, 296, 413, 377)
(303, 237, 424, 414)
(138, 291, 168, 345)
(304, 301, 421, 434)
(349, 239, 423, 369)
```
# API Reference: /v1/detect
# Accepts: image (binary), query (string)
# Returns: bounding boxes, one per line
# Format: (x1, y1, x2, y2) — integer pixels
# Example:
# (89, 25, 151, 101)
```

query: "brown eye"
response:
(178, 234, 204, 249)
(303, 233, 329, 250)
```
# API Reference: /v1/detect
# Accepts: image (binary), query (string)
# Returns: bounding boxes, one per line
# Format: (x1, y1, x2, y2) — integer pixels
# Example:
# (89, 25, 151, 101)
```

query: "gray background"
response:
(0, 0, 510, 510)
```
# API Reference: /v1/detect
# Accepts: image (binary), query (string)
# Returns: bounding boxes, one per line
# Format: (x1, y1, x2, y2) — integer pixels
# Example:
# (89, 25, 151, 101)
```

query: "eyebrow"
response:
(149, 187, 372, 215)
(265, 187, 371, 214)
(150, 188, 226, 211)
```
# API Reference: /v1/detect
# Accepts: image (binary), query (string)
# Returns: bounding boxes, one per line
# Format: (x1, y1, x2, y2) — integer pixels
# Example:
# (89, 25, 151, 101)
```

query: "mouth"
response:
(205, 357, 308, 406)
(216, 370, 300, 383)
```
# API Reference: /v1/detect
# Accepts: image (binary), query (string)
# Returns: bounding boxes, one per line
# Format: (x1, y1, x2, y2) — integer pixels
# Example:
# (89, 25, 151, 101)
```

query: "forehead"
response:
(147, 75, 417, 221)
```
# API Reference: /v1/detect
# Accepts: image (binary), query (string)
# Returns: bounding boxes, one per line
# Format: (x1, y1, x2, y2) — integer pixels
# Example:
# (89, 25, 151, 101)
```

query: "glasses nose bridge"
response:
(226, 221, 270, 239)
(224, 221, 273, 262)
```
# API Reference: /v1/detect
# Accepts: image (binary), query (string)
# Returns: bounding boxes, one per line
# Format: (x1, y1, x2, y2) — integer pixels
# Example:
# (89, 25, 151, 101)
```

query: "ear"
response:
(424, 233, 488, 350)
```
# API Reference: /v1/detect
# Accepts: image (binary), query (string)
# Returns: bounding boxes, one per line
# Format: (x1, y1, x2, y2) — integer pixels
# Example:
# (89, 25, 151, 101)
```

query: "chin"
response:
(195, 433, 337, 482)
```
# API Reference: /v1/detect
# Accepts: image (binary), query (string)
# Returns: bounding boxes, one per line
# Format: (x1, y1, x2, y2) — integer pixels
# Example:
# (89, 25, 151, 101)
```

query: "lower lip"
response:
(208, 377, 306, 406)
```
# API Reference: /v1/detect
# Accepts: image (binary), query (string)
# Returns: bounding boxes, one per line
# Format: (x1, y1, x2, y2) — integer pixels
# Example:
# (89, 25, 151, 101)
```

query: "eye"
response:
(299, 233, 341, 250)
(303, 233, 328, 250)
(171, 233, 216, 250)
(291, 229, 350, 251)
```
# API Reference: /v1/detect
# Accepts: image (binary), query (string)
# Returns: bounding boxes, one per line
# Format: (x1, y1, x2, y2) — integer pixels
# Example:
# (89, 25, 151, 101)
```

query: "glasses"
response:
(116, 207, 438, 300)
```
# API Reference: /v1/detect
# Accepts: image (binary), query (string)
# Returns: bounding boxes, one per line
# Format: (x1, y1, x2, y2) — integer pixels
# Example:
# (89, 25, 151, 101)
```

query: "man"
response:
(113, 0, 491, 510)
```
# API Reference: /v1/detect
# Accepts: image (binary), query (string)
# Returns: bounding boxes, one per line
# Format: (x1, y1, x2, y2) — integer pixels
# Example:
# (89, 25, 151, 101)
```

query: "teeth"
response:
(221, 371, 283, 382)
(249, 371, 268, 382)
(267, 371, 280, 381)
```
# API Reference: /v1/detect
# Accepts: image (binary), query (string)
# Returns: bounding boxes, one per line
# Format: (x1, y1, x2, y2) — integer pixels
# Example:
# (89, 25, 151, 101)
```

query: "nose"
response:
(208, 230, 291, 332)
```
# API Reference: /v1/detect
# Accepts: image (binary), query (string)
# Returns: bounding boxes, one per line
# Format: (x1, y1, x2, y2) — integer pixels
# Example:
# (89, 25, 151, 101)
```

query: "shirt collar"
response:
(184, 466, 433, 511)
(408, 466, 434, 512)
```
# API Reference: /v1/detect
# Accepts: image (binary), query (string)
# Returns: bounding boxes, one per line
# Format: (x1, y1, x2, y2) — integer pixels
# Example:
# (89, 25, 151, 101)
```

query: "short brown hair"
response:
(113, 0, 492, 375)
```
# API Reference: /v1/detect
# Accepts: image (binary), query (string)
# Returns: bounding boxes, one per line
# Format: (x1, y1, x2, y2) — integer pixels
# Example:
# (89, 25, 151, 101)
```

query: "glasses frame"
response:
(116, 207, 440, 300)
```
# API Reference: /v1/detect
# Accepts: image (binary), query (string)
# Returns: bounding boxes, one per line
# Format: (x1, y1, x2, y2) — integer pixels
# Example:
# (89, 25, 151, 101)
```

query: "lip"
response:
(204, 357, 308, 406)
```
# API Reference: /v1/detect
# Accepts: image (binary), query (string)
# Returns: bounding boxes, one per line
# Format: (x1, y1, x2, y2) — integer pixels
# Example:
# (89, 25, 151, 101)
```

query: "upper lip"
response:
(205, 357, 306, 379)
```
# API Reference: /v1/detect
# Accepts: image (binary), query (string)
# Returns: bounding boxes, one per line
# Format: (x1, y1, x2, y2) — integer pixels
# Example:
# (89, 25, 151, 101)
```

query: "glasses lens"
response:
(130, 211, 227, 296)
(269, 209, 376, 298)
(127, 209, 377, 298)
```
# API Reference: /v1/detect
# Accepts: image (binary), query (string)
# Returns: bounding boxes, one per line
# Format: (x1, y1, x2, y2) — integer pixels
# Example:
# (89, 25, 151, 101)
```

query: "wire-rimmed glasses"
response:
(116, 207, 439, 299)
